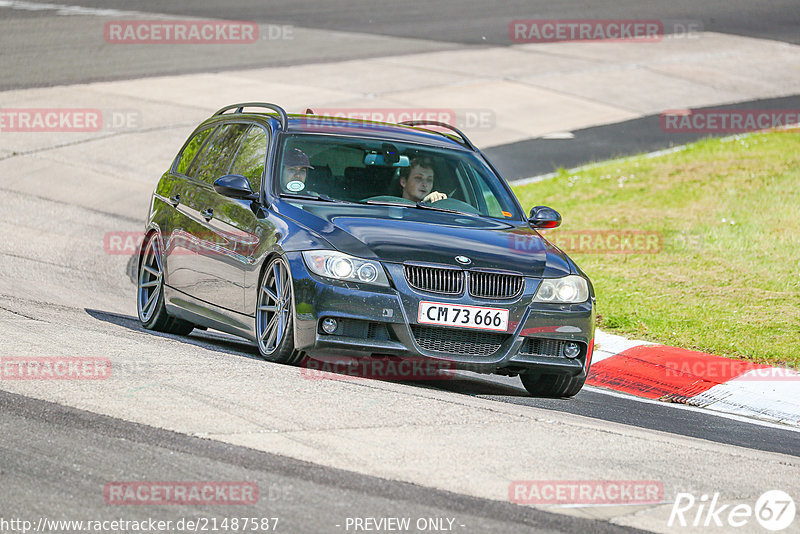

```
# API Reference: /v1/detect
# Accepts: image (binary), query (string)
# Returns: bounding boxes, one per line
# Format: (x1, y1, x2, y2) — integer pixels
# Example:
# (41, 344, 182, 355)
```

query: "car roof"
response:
(205, 113, 472, 151)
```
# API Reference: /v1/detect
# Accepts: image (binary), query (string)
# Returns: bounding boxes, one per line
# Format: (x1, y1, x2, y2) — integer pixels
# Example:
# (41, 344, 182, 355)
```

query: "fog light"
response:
(321, 318, 338, 334)
(564, 342, 580, 359)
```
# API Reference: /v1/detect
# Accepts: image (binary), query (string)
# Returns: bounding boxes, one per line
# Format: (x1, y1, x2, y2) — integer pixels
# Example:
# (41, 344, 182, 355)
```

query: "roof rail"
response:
(399, 120, 477, 151)
(212, 102, 288, 131)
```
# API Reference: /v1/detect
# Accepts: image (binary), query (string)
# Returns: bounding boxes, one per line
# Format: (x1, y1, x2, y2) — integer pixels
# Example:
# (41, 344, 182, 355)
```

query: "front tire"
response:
(520, 372, 586, 398)
(137, 232, 194, 336)
(255, 256, 302, 364)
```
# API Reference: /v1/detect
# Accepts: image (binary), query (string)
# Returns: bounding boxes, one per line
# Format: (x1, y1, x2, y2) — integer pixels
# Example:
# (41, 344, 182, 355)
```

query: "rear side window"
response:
(194, 123, 250, 185)
(229, 126, 268, 193)
(175, 127, 214, 176)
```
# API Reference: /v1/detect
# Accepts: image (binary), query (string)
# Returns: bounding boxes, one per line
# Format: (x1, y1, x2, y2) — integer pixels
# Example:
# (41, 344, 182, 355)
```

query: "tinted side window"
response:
(175, 127, 214, 176)
(194, 124, 250, 185)
(230, 126, 268, 193)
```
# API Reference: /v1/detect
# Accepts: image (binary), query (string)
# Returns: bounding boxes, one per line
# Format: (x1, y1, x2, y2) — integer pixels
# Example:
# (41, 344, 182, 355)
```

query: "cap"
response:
(284, 148, 313, 168)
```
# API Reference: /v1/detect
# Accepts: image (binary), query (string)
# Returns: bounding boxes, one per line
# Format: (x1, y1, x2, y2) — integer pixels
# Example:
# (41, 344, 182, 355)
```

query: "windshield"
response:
(274, 134, 522, 220)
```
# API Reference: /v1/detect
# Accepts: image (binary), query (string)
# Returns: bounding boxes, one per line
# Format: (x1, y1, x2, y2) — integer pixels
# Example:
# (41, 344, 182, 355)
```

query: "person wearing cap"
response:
(281, 148, 313, 189)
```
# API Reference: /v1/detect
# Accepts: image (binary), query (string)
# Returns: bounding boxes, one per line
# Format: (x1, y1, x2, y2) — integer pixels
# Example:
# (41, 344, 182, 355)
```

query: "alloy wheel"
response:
(257, 258, 292, 355)
(137, 235, 164, 323)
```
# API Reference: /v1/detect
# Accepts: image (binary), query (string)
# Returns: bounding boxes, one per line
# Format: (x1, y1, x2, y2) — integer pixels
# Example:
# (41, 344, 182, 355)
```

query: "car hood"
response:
(279, 202, 574, 277)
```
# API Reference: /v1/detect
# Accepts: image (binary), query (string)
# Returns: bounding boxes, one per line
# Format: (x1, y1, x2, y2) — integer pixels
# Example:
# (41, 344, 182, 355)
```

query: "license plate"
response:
(417, 301, 509, 332)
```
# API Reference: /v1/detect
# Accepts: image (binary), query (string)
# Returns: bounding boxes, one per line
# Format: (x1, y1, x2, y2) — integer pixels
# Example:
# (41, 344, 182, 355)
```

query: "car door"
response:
(171, 122, 250, 309)
(203, 124, 273, 315)
(159, 124, 216, 295)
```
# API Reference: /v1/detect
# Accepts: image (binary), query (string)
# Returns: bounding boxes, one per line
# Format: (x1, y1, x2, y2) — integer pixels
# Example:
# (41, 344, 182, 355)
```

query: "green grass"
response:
(512, 131, 800, 367)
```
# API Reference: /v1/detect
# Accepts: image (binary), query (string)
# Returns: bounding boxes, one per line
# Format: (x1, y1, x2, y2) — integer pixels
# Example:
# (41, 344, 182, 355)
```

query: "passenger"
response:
(399, 157, 447, 203)
(281, 148, 313, 190)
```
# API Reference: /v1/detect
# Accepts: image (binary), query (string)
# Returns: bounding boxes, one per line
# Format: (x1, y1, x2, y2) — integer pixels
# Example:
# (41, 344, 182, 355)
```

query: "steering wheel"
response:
(428, 197, 480, 214)
(362, 195, 414, 204)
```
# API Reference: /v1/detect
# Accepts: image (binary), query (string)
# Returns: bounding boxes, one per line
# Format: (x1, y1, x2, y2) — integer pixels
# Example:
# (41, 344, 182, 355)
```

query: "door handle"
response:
(169, 194, 180, 207)
(201, 208, 214, 221)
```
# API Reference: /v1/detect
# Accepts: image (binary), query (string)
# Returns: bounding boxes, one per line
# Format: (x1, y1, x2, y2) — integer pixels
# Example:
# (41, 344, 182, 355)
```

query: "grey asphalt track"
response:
(0, 390, 645, 534)
(15, 0, 800, 45)
(1, 0, 799, 91)
(88, 309, 800, 459)
(3, 0, 798, 179)
(2, 2, 799, 532)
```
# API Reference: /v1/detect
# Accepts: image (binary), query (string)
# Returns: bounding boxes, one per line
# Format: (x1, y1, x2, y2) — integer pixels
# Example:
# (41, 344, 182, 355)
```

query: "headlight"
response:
(533, 275, 589, 304)
(302, 250, 390, 287)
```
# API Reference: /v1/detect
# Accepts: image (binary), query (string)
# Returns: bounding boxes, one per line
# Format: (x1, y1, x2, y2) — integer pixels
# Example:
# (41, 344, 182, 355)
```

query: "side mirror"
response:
(528, 206, 562, 229)
(213, 174, 258, 201)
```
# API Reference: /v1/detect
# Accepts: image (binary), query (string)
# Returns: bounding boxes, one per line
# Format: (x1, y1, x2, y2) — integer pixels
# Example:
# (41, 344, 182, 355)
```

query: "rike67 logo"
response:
(669, 490, 796, 531)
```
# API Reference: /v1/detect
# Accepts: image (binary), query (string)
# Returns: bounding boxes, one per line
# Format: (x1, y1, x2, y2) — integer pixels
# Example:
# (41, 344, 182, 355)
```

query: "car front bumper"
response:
(285, 252, 595, 377)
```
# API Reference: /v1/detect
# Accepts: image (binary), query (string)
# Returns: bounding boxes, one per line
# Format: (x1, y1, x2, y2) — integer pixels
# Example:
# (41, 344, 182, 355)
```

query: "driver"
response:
(399, 157, 447, 203)
(281, 148, 313, 190)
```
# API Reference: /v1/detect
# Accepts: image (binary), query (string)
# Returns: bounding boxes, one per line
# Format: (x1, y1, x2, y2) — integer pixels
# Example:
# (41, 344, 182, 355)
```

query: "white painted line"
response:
(584, 386, 800, 433)
(452, 363, 800, 432)
(451, 366, 800, 431)
(689, 379, 800, 428)
(540, 132, 575, 140)
(0, 0, 146, 16)
(587, 332, 800, 427)
(592, 329, 653, 363)
(732, 367, 800, 382)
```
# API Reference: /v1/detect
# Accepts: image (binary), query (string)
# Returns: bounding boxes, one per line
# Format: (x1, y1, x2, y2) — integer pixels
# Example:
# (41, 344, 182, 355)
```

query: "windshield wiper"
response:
(363, 199, 414, 207)
(283, 195, 462, 213)
(280, 192, 351, 203)
(363, 198, 466, 215)
(413, 202, 462, 214)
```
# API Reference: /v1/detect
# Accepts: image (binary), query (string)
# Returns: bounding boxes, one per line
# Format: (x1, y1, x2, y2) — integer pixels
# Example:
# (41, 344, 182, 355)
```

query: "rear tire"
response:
(255, 256, 303, 364)
(137, 232, 194, 336)
(520, 372, 586, 398)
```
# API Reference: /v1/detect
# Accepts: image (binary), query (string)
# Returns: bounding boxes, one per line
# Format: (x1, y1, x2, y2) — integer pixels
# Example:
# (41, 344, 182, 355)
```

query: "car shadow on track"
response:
(84, 308, 263, 361)
(405, 377, 528, 397)
(85, 308, 529, 396)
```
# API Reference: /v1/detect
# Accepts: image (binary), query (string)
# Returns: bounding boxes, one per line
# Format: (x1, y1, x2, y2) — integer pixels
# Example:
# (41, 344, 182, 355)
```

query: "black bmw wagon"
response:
(137, 103, 596, 397)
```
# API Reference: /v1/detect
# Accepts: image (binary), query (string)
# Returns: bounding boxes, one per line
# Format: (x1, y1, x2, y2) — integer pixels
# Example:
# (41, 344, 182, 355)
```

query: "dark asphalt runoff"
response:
(22, 0, 800, 45)
(0, 389, 645, 534)
(3, 0, 798, 179)
(1, 0, 799, 91)
(486, 94, 800, 181)
(89, 310, 800, 459)
(2, 3, 798, 530)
